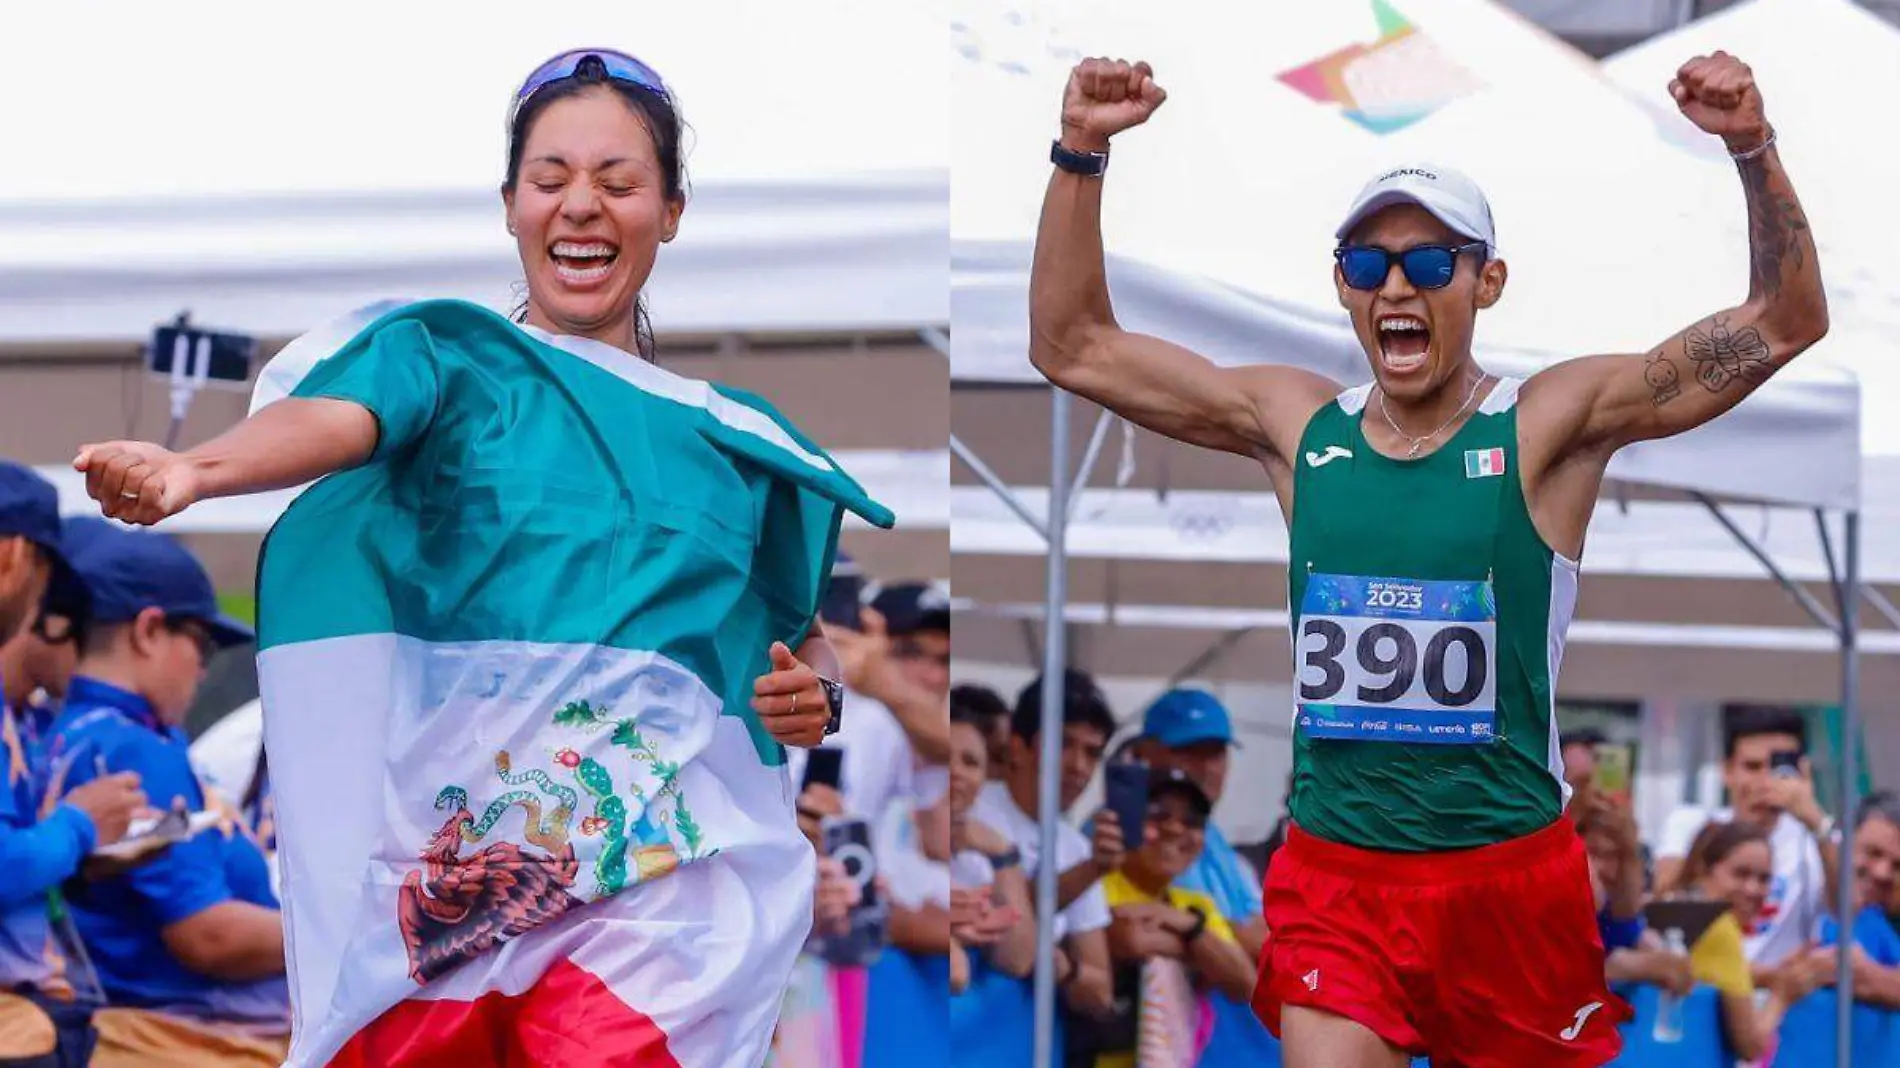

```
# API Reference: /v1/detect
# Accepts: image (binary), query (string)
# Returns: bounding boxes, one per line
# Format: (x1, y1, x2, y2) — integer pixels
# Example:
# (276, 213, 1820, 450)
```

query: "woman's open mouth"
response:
(550, 240, 619, 285)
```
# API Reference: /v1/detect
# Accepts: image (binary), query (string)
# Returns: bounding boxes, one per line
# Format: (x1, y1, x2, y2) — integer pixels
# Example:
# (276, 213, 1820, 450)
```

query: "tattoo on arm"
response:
(1739, 155, 1810, 301)
(1644, 350, 1682, 407)
(1685, 315, 1773, 393)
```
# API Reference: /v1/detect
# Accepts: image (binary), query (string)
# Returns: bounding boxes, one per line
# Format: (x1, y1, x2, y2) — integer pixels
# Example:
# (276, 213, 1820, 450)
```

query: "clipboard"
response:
(1642, 898, 1731, 947)
(91, 802, 221, 861)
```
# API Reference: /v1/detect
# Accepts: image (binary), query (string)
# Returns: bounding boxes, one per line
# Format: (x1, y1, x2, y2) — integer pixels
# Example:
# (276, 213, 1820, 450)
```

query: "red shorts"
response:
(1256, 818, 1631, 1068)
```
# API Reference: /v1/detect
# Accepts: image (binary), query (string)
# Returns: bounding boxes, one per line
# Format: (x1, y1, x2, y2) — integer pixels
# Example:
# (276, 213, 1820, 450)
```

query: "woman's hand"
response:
(812, 856, 860, 937)
(752, 642, 831, 747)
(795, 783, 844, 850)
(1108, 907, 1187, 960)
(1769, 942, 1835, 1003)
(916, 797, 953, 863)
(957, 816, 1013, 859)
(952, 888, 1021, 947)
(74, 441, 202, 525)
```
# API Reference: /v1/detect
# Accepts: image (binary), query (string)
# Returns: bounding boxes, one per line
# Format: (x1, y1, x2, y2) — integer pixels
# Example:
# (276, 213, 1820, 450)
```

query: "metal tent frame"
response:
(934, 322, 1868, 1067)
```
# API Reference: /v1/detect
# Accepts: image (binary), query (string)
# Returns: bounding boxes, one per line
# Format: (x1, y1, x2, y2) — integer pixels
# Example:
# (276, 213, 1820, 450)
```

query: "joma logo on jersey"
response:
(1306, 445, 1353, 468)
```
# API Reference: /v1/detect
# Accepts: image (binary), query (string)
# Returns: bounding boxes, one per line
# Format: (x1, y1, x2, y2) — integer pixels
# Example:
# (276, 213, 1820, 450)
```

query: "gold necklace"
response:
(1377, 372, 1490, 459)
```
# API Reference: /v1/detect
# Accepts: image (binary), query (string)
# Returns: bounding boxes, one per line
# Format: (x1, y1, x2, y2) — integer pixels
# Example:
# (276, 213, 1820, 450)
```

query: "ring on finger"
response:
(790, 691, 798, 716)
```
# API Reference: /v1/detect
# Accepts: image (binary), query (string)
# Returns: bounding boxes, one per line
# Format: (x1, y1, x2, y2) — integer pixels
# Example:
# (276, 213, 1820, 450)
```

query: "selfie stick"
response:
(162, 314, 212, 452)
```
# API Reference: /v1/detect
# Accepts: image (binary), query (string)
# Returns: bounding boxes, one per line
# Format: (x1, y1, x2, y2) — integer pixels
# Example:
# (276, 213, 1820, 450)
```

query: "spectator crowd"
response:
(8, 453, 1900, 1068)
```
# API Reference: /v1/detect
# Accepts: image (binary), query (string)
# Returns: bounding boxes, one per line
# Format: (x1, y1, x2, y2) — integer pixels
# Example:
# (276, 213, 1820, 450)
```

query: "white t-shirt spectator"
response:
(874, 799, 989, 914)
(972, 782, 1110, 941)
(1658, 806, 1827, 966)
(786, 688, 916, 823)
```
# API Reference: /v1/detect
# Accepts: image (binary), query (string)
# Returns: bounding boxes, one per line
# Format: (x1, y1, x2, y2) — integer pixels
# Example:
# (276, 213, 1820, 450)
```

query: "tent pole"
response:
(1167, 627, 1260, 687)
(1033, 388, 1072, 1068)
(1836, 510, 1861, 1068)
(1019, 618, 1044, 667)
(951, 434, 1051, 542)
(1693, 493, 1839, 635)
(1064, 408, 1116, 524)
(1863, 585, 1900, 631)
(1815, 509, 1846, 621)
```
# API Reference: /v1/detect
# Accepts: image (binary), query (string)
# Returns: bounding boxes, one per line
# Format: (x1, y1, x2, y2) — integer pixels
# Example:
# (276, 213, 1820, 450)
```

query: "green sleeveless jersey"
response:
(1286, 378, 1571, 852)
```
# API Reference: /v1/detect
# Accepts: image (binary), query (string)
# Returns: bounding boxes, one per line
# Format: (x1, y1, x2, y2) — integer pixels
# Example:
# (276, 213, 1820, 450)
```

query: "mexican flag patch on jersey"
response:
(1464, 447, 1506, 479)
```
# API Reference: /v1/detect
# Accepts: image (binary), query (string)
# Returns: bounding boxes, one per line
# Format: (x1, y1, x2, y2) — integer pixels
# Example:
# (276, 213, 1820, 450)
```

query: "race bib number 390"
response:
(1296, 573, 1498, 745)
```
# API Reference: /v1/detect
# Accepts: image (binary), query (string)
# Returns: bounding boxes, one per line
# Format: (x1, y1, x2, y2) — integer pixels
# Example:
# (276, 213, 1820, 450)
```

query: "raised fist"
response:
(1062, 57, 1166, 149)
(73, 441, 200, 526)
(1669, 51, 1769, 149)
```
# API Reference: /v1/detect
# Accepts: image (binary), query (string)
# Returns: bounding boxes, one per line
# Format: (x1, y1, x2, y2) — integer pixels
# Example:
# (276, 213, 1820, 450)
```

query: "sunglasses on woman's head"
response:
(1335, 241, 1487, 291)
(510, 48, 669, 128)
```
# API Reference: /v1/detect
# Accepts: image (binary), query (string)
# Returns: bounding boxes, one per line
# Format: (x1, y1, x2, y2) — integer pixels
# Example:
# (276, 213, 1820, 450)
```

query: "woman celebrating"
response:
(73, 50, 893, 1068)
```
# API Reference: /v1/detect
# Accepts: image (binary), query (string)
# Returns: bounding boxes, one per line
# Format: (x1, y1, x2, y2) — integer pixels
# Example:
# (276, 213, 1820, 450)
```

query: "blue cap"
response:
(0, 461, 81, 610)
(67, 526, 254, 648)
(45, 517, 127, 618)
(1140, 688, 1239, 749)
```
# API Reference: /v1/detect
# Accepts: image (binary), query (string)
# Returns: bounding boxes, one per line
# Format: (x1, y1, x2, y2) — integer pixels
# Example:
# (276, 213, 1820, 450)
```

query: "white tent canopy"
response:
(0, 0, 946, 342)
(950, 0, 1860, 511)
(1602, 0, 1900, 461)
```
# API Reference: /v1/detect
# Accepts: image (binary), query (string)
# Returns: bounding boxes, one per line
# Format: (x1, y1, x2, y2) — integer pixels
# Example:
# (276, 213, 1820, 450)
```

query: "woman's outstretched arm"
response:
(75, 398, 379, 525)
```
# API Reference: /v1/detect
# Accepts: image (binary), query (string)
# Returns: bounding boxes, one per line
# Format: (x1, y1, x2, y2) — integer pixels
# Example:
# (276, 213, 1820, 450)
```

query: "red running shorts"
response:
(1256, 818, 1632, 1068)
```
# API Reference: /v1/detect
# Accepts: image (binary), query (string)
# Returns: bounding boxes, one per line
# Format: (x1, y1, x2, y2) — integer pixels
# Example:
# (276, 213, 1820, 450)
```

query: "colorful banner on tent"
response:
(1276, 0, 1485, 133)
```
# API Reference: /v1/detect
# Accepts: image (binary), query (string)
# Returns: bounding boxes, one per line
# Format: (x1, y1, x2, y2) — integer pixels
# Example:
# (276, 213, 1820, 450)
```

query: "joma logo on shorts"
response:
(1560, 1001, 1604, 1041)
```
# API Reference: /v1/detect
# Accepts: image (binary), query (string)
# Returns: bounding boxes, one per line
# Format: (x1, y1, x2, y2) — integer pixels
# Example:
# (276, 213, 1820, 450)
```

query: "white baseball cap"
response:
(1335, 163, 1497, 256)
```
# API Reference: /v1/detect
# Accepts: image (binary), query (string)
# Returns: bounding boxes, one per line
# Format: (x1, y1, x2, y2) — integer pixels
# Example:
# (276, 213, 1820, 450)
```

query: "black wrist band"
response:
(1050, 138, 1108, 177)
(1182, 906, 1208, 943)
(818, 676, 844, 736)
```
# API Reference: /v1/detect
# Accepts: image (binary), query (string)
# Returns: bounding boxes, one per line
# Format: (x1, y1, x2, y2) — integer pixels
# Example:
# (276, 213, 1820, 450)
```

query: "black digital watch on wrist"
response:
(817, 675, 845, 736)
(1050, 138, 1109, 177)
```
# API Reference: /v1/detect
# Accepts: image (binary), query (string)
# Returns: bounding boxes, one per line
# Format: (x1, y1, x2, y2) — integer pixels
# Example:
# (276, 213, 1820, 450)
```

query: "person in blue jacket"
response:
(0, 466, 146, 1068)
(43, 524, 287, 1060)
(1817, 792, 1900, 1004)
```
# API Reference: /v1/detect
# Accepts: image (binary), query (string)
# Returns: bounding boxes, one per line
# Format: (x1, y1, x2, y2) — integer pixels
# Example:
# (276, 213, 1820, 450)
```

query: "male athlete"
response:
(1029, 51, 1825, 1068)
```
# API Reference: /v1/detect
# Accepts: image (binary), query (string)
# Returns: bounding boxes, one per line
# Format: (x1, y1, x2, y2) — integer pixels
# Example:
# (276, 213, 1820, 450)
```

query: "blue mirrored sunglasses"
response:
(1335, 241, 1487, 291)
(510, 48, 668, 128)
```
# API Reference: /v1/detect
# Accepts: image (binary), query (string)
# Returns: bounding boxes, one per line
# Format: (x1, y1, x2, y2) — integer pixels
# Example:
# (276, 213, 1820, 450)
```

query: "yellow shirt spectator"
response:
(1689, 911, 1754, 998)
(1095, 871, 1237, 1068)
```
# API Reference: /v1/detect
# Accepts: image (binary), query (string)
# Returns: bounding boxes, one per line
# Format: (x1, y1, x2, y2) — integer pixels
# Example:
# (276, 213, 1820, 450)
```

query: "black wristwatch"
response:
(989, 847, 1022, 871)
(1050, 138, 1109, 177)
(817, 675, 845, 736)
(1181, 905, 1208, 944)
